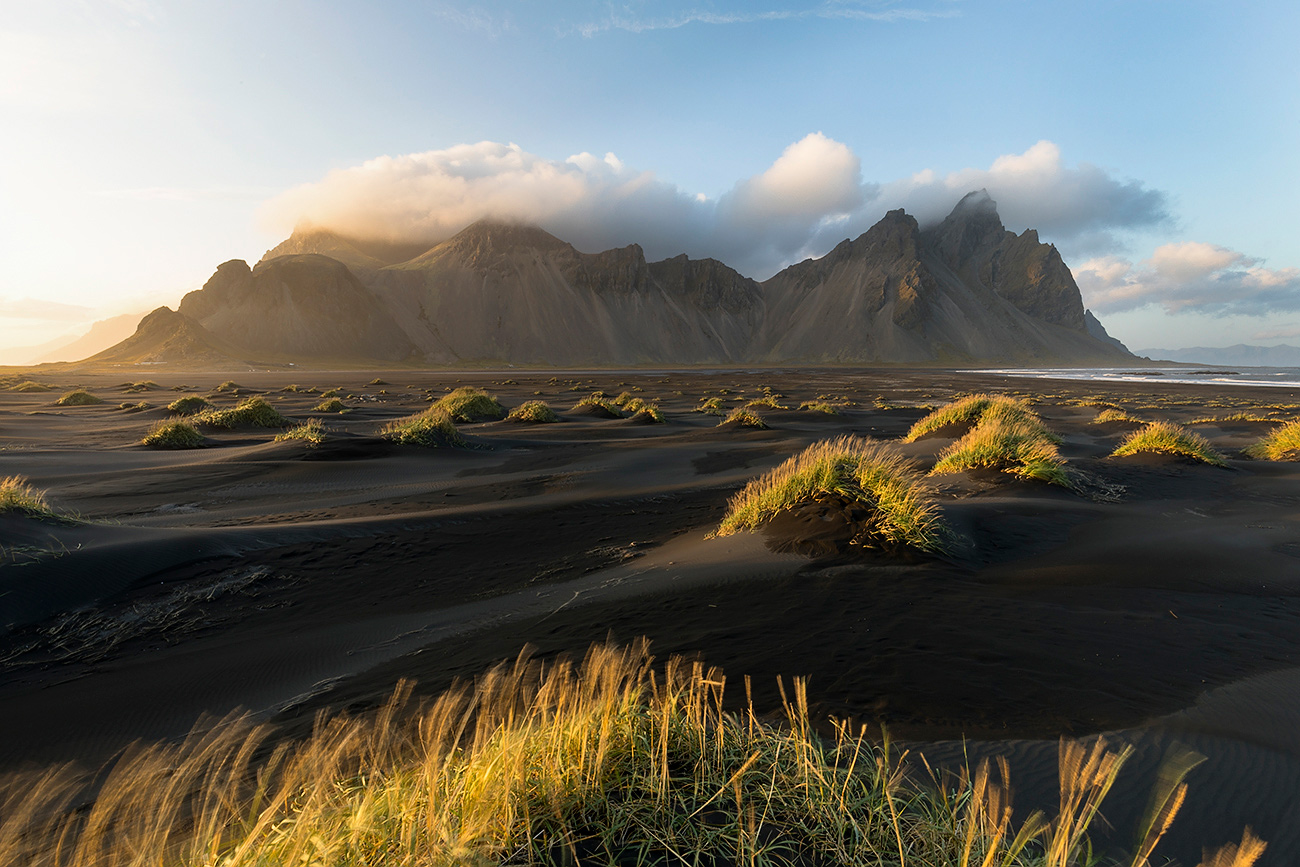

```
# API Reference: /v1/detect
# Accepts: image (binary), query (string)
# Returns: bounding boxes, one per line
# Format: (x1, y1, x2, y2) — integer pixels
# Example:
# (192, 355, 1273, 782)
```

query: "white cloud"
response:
(1075, 242, 1300, 315)
(262, 137, 1181, 279)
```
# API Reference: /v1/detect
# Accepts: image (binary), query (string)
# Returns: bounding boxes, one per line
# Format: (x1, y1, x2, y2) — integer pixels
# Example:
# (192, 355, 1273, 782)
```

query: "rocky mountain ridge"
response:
(90, 191, 1131, 367)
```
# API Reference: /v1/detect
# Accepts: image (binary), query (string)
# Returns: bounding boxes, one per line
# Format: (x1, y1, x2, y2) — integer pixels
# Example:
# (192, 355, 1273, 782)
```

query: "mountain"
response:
(1138, 344, 1300, 366)
(0, 313, 144, 366)
(86, 307, 253, 365)
(88, 193, 1133, 367)
(755, 191, 1126, 363)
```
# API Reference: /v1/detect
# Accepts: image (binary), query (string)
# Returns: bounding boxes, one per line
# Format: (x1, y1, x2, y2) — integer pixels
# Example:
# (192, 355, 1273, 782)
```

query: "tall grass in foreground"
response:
(0, 475, 55, 517)
(1243, 419, 1300, 460)
(914, 396, 1070, 487)
(0, 642, 1259, 867)
(1111, 422, 1228, 467)
(904, 394, 1045, 442)
(718, 435, 948, 553)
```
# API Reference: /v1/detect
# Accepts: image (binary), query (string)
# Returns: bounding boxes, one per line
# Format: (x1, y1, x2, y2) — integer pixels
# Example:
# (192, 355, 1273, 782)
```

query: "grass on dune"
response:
(719, 406, 768, 428)
(1244, 419, 1300, 460)
(931, 419, 1072, 487)
(312, 397, 347, 413)
(1093, 408, 1144, 424)
(53, 390, 102, 407)
(0, 475, 56, 518)
(571, 395, 624, 417)
(506, 400, 560, 423)
(717, 435, 949, 554)
(141, 420, 205, 449)
(745, 394, 790, 410)
(214, 380, 242, 392)
(1187, 412, 1275, 425)
(431, 386, 506, 422)
(274, 419, 326, 447)
(622, 397, 666, 423)
(694, 396, 726, 416)
(1111, 421, 1228, 466)
(195, 396, 293, 429)
(904, 394, 1051, 442)
(10, 380, 53, 393)
(167, 395, 213, 415)
(379, 408, 468, 447)
(798, 401, 839, 414)
(0, 640, 1255, 867)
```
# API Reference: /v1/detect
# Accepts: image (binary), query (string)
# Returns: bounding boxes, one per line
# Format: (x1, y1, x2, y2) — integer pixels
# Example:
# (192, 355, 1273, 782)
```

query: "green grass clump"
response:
(118, 401, 152, 412)
(1244, 419, 1300, 461)
(1111, 421, 1228, 466)
(123, 380, 159, 393)
(214, 381, 241, 392)
(0, 640, 1243, 867)
(931, 419, 1071, 486)
(622, 397, 665, 423)
(571, 395, 624, 417)
(611, 390, 637, 408)
(717, 436, 948, 553)
(1187, 412, 1273, 425)
(279, 384, 316, 393)
(312, 397, 347, 413)
(318, 388, 341, 398)
(141, 420, 205, 449)
(54, 389, 102, 406)
(904, 394, 1046, 442)
(275, 419, 326, 447)
(379, 409, 468, 447)
(1093, 408, 1144, 424)
(505, 400, 560, 423)
(367, 378, 389, 386)
(430, 386, 506, 422)
(745, 394, 789, 410)
(196, 396, 293, 429)
(9, 380, 52, 392)
(0, 475, 55, 517)
(798, 401, 839, 414)
(718, 407, 768, 429)
(694, 396, 726, 415)
(167, 395, 213, 415)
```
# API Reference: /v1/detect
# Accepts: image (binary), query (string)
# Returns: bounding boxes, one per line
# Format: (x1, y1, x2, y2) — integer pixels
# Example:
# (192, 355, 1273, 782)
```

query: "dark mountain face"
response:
(96, 195, 1130, 367)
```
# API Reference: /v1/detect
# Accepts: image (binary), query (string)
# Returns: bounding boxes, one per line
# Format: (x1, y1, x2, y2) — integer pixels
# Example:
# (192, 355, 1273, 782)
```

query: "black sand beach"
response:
(3, 368, 1299, 863)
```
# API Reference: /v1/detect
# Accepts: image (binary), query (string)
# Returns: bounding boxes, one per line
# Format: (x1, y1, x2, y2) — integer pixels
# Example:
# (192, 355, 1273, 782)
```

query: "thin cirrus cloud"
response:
(261, 136, 1171, 280)
(1075, 243, 1300, 316)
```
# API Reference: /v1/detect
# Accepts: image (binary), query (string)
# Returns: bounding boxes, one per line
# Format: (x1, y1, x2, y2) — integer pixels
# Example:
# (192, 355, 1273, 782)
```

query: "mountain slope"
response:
(86, 307, 252, 365)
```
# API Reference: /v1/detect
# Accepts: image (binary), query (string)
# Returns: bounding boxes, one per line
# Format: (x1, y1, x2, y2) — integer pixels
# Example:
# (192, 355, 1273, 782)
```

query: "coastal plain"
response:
(3, 368, 1300, 863)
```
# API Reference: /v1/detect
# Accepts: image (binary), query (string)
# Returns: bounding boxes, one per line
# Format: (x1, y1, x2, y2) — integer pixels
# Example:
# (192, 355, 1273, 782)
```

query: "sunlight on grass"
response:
(379, 408, 468, 447)
(166, 395, 213, 416)
(431, 386, 506, 422)
(0, 475, 55, 517)
(195, 396, 293, 429)
(141, 420, 205, 449)
(53, 390, 102, 407)
(274, 419, 326, 447)
(0, 641, 1257, 867)
(719, 406, 768, 428)
(1111, 421, 1228, 466)
(717, 435, 948, 553)
(312, 397, 347, 413)
(1244, 419, 1300, 461)
(904, 394, 1047, 442)
(506, 400, 560, 423)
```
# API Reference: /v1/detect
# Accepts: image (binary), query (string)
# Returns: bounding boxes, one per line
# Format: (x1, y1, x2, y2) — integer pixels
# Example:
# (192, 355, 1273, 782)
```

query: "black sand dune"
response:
(3, 369, 1300, 862)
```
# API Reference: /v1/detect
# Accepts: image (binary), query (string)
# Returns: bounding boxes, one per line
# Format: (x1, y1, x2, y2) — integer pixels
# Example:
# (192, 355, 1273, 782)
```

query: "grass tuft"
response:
(141, 420, 205, 449)
(379, 409, 468, 448)
(745, 394, 789, 410)
(717, 435, 948, 553)
(1111, 421, 1228, 466)
(622, 397, 666, 423)
(167, 395, 213, 415)
(719, 407, 768, 429)
(904, 394, 1048, 442)
(312, 397, 347, 413)
(10, 380, 53, 392)
(506, 400, 560, 423)
(195, 396, 293, 429)
(570, 395, 624, 417)
(430, 386, 506, 422)
(1093, 408, 1144, 424)
(0, 475, 55, 517)
(798, 401, 839, 414)
(0, 640, 1241, 867)
(1244, 419, 1300, 461)
(275, 419, 326, 447)
(931, 419, 1071, 486)
(214, 380, 242, 392)
(54, 389, 102, 406)
(694, 396, 726, 416)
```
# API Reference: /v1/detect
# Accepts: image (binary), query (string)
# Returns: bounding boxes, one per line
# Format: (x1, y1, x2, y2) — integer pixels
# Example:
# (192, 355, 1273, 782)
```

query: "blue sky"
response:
(2, 0, 1298, 355)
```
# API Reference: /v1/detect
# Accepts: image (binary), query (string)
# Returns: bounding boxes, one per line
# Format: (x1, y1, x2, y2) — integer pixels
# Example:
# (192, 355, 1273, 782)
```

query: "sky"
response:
(2, 0, 1298, 357)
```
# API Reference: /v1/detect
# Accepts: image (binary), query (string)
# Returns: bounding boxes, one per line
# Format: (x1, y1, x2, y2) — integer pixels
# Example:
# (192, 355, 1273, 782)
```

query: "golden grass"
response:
(166, 395, 213, 415)
(1243, 419, 1300, 461)
(1094, 408, 1144, 424)
(745, 394, 789, 410)
(622, 397, 666, 423)
(904, 394, 1041, 442)
(274, 419, 326, 447)
(694, 396, 726, 416)
(53, 390, 102, 407)
(571, 395, 623, 417)
(195, 396, 293, 429)
(432, 386, 506, 422)
(1111, 422, 1228, 467)
(926, 401, 1070, 487)
(719, 407, 768, 428)
(1186, 412, 1274, 425)
(312, 397, 347, 413)
(0, 642, 1254, 867)
(717, 436, 948, 553)
(505, 400, 560, 423)
(798, 401, 839, 414)
(214, 380, 242, 392)
(10, 380, 53, 393)
(379, 408, 468, 448)
(0, 475, 54, 517)
(141, 420, 205, 449)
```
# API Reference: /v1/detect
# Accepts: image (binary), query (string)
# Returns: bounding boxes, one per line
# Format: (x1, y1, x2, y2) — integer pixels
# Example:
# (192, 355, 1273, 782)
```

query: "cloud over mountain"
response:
(262, 137, 1173, 279)
(1075, 242, 1300, 315)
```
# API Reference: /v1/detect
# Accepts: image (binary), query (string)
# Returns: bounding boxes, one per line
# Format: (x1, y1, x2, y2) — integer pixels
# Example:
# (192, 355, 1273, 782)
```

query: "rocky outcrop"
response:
(92, 194, 1132, 367)
(1085, 310, 1131, 354)
(86, 307, 249, 365)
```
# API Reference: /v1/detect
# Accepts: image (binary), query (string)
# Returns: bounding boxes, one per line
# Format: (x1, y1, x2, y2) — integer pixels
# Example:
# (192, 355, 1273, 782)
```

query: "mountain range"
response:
(86, 190, 1133, 367)
(1138, 344, 1300, 367)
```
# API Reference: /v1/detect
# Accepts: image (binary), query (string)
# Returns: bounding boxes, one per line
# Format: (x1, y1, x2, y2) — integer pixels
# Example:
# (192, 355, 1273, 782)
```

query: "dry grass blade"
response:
(1111, 421, 1228, 466)
(1243, 418, 1300, 461)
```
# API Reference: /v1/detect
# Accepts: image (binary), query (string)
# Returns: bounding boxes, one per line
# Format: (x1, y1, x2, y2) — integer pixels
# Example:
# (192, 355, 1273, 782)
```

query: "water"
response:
(977, 366, 1300, 389)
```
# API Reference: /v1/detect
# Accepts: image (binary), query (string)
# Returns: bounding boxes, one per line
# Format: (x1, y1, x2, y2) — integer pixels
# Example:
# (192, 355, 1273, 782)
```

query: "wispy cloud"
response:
(430, 3, 512, 36)
(570, 1, 957, 38)
(0, 296, 95, 322)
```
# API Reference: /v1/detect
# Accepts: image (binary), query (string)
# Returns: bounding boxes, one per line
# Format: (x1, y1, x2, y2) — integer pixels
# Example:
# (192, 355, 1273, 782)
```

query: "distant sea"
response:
(978, 366, 1300, 389)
